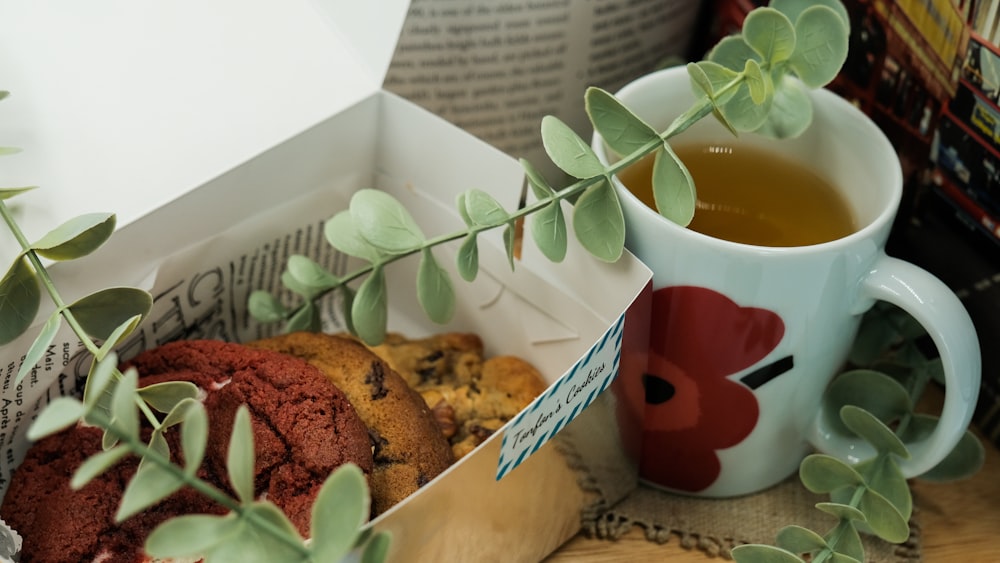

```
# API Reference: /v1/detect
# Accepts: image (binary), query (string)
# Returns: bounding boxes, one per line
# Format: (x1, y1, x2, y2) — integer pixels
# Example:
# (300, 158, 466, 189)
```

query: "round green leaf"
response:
(530, 200, 568, 263)
(350, 189, 424, 254)
(707, 35, 760, 72)
(26, 396, 84, 441)
(787, 5, 849, 88)
(360, 531, 392, 563)
(571, 177, 625, 263)
(752, 75, 813, 139)
(463, 189, 509, 227)
(826, 519, 865, 562)
(521, 158, 555, 201)
(83, 353, 118, 418)
(70, 444, 130, 489)
(205, 502, 304, 563)
(775, 525, 828, 554)
(0, 256, 41, 346)
(905, 415, 985, 481)
(285, 301, 321, 333)
(742, 7, 796, 65)
(856, 488, 910, 543)
(286, 255, 340, 293)
(416, 248, 455, 324)
(585, 86, 659, 158)
(456, 234, 479, 282)
(31, 212, 116, 261)
(0, 186, 36, 199)
(117, 458, 185, 521)
(110, 368, 140, 442)
(541, 115, 606, 179)
(181, 401, 209, 474)
(717, 79, 772, 132)
(248, 290, 286, 324)
(228, 406, 256, 504)
(68, 286, 152, 341)
(840, 405, 910, 458)
(770, 0, 850, 32)
(743, 58, 771, 106)
(15, 311, 62, 386)
(138, 380, 199, 414)
(730, 543, 802, 563)
(815, 501, 865, 522)
(351, 267, 388, 345)
(146, 514, 242, 558)
(310, 464, 370, 562)
(455, 192, 474, 227)
(687, 61, 740, 105)
(651, 144, 696, 227)
(850, 455, 911, 520)
(799, 454, 863, 493)
(325, 210, 381, 262)
(822, 370, 911, 437)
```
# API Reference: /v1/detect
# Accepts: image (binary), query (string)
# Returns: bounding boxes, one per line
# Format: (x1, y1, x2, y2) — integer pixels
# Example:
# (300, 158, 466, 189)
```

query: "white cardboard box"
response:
(0, 2, 653, 561)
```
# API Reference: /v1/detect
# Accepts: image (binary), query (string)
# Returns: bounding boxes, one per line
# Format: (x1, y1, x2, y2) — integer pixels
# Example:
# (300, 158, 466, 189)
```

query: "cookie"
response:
(248, 332, 455, 515)
(363, 333, 549, 459)
(2, 340, 374, 563)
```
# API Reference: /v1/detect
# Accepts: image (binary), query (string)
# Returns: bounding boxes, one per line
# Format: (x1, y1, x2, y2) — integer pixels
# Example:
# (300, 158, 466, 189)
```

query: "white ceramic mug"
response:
(592, 66, 982, 497)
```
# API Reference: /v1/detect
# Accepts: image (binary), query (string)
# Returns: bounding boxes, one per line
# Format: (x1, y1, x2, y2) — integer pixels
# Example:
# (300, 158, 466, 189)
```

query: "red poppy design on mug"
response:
(640, 285, 788, 492)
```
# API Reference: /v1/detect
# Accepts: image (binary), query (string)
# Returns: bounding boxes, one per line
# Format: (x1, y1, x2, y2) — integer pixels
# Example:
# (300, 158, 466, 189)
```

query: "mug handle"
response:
(812, 254, 981, 478)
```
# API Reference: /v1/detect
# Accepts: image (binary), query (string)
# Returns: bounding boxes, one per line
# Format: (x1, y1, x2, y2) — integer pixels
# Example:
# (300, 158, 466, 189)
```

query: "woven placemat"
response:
(581, 477, 922, 561)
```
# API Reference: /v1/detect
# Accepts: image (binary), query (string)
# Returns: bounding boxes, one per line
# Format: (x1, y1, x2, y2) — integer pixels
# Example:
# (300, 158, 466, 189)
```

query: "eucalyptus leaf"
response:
(651, 144, 696, 226)
(814, 501, 865, 522)
(855, 488, 910, 543)
(743, 58, 771, 106)
(416, 248, 455, 324)
(161, 396, 200, 428)
(26, 396, 84, 441)
(571, 177, 625, 262)
(181, 400, 208, 473)
(350, 189, 425, 254)
(502, 222, 517, 271)
(285, 301, 321, 333)
(742, 7, 796, 65)
(822, 370, 911, 437)
(521, 158, 555, 201)
(850, 455, 910, 519)
(70, 444, 129, 489)
(30, 212, 115, 261)
(455, 192, 474, 227)
(360, 531, 391, 563)
(798, 454, 863, 493)
(585, 86, 659, 157)
(137, 380, 199, 414)
(204, 502, 305, 563)
(752, 75, 813, 139)
(116, 458, 186, 521)
(530, 200, 568, 262)
(15, 310, 61, 386)
(903, 415, 984, 481)
(463, 189, 509, 226)
(827, 519, 865, 563)
(717, 77, 772, 132)
(456, 234, 480, 282)
(687, 61, 740, 105)
(351, 267, 388, 345)
(68, 287, 151, 341)
(0, 186, 36, 199)
(228, 406, 256, 504)
(248, 290, 286, 324)
(541, 115, 606, 179)
(840, 405, 909, 459)
(339, 286, 357, 338)
(707, 35, 761, 72)
(141, 430, 170, 472)
(110, 367, 140, 442)
(310, 464, 369, 563)
(0, 255, 41, 346)
(286, 255, 340, 293)
(770, 0, 851, 32)
(324, 210, 381, 262)
(829, 553, 862, 563)
(787, 6, 849, 88)
(730, 543, 802, 563)
(281, 270, 315, 300)
(145, 513, 242, 558)
(82, 353, 118, 419)
(774, 525, 828, 554)
(95, 314, 143, 363)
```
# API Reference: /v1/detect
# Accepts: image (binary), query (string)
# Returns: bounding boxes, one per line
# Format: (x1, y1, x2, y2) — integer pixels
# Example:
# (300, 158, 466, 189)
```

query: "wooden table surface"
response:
(547, 389, 1000, 561)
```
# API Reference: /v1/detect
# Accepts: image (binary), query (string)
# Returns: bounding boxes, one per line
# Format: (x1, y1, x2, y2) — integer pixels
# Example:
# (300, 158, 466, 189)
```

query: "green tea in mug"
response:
(616, 143, 857, 247)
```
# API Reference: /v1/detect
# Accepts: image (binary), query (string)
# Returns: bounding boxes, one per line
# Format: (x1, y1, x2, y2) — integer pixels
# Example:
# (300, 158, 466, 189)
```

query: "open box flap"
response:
(0, 0, 409, 256)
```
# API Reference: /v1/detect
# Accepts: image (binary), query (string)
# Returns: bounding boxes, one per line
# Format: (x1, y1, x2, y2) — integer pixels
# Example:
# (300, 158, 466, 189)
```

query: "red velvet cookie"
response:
(2, 340, 373, 563)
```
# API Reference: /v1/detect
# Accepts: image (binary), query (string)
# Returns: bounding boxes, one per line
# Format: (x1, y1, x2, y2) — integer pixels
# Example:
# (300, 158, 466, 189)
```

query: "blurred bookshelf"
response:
(709, 0, 1000, 448)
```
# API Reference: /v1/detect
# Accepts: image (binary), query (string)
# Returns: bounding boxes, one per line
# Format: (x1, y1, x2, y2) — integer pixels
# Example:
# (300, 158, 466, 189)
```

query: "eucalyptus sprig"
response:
(249, 0, 852, 345)
(732, 305, 985, 563)
(0, 100, 387, 562)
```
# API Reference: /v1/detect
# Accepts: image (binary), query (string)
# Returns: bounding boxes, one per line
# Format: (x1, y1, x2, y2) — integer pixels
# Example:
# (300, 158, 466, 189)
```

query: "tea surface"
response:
(617, 143, 856, 247)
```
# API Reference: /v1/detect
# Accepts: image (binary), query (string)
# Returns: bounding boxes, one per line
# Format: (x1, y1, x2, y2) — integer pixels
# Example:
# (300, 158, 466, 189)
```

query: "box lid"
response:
(0, 0, 408, 251)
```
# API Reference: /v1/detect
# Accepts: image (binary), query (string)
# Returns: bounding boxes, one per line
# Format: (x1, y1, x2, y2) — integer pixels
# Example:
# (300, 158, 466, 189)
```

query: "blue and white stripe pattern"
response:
(496, 313, 625, 481)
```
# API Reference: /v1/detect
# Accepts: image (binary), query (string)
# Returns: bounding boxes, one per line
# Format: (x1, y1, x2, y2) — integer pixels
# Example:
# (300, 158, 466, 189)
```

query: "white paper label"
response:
(496, 313, 625, 480)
